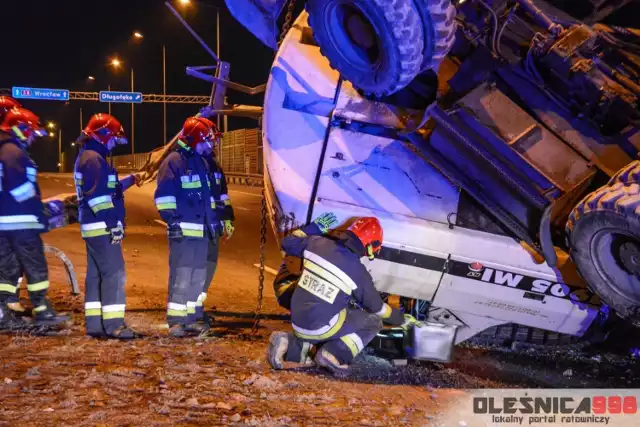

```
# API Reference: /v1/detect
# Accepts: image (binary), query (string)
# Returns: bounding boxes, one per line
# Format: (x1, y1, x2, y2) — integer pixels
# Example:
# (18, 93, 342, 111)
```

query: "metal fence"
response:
(112, 152, 151, 171)
(216, 128, 263, 175)
(111, 128, 263, 175)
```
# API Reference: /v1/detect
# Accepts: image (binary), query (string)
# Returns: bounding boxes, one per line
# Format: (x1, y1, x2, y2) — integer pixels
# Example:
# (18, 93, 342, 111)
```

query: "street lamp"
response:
(178, 0, 192, 6)
(108, 56, 135, 155)
(88, 76, 96, 81)
(48, 122, 63, 172)
(133, 31, 144, 39)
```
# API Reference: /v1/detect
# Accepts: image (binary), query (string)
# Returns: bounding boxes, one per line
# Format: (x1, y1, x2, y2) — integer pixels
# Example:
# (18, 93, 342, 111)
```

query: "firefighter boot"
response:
(107, 324, 143, 340)
(0, 301, 31, 332)
(314, 347, 351, 377)
(267, 331, 290, 370)
(168, 323, 204, 338)
(33, 301, 69, 327)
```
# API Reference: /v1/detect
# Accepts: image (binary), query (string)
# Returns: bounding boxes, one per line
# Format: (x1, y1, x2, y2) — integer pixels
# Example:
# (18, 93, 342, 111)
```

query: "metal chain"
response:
(251, 188, 269, 335)
(251, 0, 300, 336)
(277, 0, 298, 48)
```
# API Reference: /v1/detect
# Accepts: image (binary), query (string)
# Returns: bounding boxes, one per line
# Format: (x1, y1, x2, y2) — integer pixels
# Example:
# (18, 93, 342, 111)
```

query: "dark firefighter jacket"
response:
(74, 139, 135, 238)
(281, 229, 396, 336)
(0, 134, 46, 233)
(154, 141, 221, 238)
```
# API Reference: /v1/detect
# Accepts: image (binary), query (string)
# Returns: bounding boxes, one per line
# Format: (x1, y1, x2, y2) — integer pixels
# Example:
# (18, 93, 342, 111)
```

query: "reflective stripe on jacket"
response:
(154, 142, 218, 238)
(0, 136, 45, 233)
(74, 139, 126, 238)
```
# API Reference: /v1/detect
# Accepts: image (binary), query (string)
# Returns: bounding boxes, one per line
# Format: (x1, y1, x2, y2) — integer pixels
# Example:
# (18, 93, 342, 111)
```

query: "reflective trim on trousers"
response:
(0, 283, 17, 293)
(168, 302, 188, 317)
(187, 301, 197, 315)
(340, 333, 365, 357)
(102, 304, 125, 319)
(196, 292, 207, 307)
(27, 280, 49, 292)
(33, 304, 47, 313)
(85, 301, 101, 316)
(292, 309, 347, 340)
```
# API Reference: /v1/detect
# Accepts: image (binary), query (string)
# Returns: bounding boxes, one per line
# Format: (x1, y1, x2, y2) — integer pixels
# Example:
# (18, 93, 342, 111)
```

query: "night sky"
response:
(0, 0, 293, 171)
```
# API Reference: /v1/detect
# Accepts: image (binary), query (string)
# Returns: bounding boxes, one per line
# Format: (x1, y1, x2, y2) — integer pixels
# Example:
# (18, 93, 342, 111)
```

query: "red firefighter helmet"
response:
(0, 96, 21, 121)
(348, 217, 383, 258)
(0, 107, 47, 141)
(83, 113, 127, 145)
(179, 116, 217, 149)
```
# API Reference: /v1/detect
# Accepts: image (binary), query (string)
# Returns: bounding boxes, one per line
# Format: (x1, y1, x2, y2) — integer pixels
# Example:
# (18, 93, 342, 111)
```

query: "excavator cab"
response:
(224, 0, 289, 49)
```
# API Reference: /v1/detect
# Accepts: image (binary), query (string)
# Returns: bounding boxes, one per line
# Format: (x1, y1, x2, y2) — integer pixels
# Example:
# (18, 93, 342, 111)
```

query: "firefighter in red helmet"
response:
(74, 114, 141, 339)
(0, 107, 68, 329)
(154, 116, 223, 337)
(266, 215, 407, 376)
(0, 96, 21, 121)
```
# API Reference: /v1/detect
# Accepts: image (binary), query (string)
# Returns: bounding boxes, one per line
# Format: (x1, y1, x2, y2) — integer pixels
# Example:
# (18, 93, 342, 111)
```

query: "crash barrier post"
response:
(43, 245, 80, 295)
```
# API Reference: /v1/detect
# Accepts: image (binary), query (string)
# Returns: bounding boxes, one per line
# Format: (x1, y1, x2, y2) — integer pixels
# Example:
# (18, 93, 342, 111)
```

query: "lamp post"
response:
(177, 0, 222, 130)
(48, 122, 62, 172)
(109, 57, 135, 155)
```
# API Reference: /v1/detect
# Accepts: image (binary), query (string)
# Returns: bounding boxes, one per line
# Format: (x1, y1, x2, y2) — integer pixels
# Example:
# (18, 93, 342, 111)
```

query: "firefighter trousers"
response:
(84, 236, 127, 335)
(167, 237, 207, 326)
(193, 231, 219, 322)
(284, 308, 382, 365)
(0, 233, 50, 312)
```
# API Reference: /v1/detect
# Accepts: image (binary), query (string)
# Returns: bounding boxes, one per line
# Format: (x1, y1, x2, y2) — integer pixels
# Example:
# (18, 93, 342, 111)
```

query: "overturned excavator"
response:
(220, 0, 640, 360)
(45, 0, 640, 360)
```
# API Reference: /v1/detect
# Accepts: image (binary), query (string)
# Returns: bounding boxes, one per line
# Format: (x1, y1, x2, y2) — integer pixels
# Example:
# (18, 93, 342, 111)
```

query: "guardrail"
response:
(111, 128, 264, 186)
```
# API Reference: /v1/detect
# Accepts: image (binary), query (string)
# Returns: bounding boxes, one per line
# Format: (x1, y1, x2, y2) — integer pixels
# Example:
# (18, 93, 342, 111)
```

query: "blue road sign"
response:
(12, 87, 69, 101)
(99, 91, 143, 104)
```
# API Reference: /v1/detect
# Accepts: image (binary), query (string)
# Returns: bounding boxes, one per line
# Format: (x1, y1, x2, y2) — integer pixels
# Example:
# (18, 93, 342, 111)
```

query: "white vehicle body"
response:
(262, 12, 602, 348)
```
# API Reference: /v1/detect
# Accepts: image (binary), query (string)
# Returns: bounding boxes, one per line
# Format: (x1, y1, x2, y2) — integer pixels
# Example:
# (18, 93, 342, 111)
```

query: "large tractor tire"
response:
(567, 182, 640, 324)
(306, 0, 425, 97)
(414, 0, 457, 72)
(609, 160, 640, 185)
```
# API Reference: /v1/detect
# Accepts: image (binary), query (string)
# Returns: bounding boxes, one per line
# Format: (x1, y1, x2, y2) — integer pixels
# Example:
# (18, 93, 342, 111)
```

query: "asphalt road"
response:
(38, 173, 284, 318)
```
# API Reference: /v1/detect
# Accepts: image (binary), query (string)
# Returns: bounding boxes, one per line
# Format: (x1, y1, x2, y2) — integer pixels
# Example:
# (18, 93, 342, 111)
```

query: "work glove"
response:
(109, 223, 125, 245)
(382, 307, 405, 326)
(223, 220, 235, 240)
(168, 223, 183, 240)
(401, 314, 420, 331)
(312, 212, 338, 234)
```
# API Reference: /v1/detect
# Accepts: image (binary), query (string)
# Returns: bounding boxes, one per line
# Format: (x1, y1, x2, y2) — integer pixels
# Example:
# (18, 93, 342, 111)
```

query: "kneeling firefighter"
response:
(74, 114, 141, 339)
(155, 116, 220, 337)
(267, 216, 406, 375)
(0, 107, 68, 328)
(272, 213, 340, 311)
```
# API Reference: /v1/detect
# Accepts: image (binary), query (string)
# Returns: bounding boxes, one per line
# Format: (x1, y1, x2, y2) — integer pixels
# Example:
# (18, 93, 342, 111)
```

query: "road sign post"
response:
(12, 87, 69, 101)
(99, 91, 143, 104)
